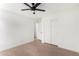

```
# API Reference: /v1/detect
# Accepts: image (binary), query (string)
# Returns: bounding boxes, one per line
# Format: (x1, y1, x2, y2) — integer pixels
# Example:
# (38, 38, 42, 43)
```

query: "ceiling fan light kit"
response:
(21, 3, 46, 14)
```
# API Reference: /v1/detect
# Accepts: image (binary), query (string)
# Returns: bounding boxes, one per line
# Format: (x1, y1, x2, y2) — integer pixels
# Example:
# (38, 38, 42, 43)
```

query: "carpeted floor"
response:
(0, 40, 79, 56)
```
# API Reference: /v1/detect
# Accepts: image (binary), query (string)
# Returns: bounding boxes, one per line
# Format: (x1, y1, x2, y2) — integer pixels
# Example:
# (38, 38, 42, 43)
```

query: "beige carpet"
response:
(0, 40, 79, 56)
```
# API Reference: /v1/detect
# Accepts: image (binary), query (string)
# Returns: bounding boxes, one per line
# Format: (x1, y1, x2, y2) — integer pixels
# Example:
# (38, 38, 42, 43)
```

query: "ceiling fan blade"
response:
(36, 9, 45, 12)
(34, 3, 41, 8)
(24, 3, 31, 8)
(21, 9, 31, 11)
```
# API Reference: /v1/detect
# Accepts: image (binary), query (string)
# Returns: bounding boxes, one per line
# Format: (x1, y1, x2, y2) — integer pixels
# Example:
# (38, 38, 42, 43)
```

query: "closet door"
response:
(41, 18, 55, 44)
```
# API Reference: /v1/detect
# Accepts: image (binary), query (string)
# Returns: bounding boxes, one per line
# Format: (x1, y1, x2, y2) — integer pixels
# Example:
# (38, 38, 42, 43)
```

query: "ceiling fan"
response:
(21, 3, 46, 14)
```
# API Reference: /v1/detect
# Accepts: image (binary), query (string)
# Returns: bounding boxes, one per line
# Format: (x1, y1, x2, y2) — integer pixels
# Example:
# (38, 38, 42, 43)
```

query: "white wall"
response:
(0, 8, 34, 51)
(36, 4, 79, 52)
(54, 6, 79, 52)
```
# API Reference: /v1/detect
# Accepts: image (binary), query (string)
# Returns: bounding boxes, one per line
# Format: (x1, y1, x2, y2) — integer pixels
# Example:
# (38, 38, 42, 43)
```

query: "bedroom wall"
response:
(54, 5, 79, 52)
(36, 4, 79, 52)
(0, 8, 34, 51)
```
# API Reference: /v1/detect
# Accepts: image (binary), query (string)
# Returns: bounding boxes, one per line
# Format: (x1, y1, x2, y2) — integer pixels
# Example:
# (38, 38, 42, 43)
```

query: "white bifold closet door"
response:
(36, 17, 56, 44)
